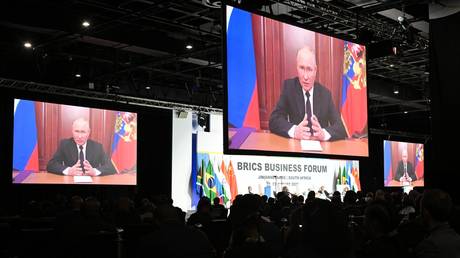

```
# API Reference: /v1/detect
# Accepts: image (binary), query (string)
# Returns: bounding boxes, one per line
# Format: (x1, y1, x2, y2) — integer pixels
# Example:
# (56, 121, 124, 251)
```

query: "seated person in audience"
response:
(317, 185, 330, 199)
(357, 202, 401, 258)
(187, 197, 212, 229)
(226, 194, 282, 258)
(414, 189, 460, 258)
(210, 197, 227, 219)
(286, 199, 352, 257)
(247, 186, 253, 194)
(305, 191, 316, 204)
(139, 205, 215, 258)
(47, 118, 116, 176)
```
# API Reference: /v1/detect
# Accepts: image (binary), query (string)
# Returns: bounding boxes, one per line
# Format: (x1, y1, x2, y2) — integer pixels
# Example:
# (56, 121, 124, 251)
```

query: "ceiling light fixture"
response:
(24, 42, 32, 48)
(82, 21, 90, 27)
(186, 44, 193, 50)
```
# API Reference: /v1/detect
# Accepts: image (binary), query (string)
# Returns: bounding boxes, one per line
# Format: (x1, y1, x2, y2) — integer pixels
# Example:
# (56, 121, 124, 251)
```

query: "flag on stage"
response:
(346, 161, 352, 187)
(222, 159, 235, 203)
(111, 112, 137, 173)
(346, 161, 360, 191)
(352, 164, 361, 191)
(213, 158, 231, 206)
(196, 156, 206, 197)
(227, 160, 238, 201)
(203, 160, 218, 200)
(13, 99, 39, 172)
(341, 42, 368, 138)
(227, 6, 260, 129)
(190, 133, 200, 208)
(221, 160, 230, 188)
(336, 166, 341, 185)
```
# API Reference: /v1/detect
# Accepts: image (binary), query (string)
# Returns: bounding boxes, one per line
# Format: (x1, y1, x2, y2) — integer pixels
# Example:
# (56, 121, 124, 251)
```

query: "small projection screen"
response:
(13, 99, 137, 185)
(383, 140, 424, 187)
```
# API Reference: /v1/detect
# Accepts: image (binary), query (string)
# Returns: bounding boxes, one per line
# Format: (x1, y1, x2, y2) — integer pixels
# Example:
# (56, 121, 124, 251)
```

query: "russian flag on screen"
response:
(111, 112, 137, 173)
(383, 141, 393, 185)
(415, 144, 424, 179)
(341, 42, 367, 137)
(13, 99, 39, 171)
(227, 6, 260, 129)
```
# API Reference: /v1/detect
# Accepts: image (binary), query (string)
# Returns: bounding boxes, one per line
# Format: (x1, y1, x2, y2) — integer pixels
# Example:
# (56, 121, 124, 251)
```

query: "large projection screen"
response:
(13, 99, 137, 185)
(224, 5, 368, 157)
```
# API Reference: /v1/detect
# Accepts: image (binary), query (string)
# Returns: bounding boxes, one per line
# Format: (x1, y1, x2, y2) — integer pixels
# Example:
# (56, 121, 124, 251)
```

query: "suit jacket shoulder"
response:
(86, 139, 103, 149)
(61, 138, 75, 147)
(313, 82, 332, 95)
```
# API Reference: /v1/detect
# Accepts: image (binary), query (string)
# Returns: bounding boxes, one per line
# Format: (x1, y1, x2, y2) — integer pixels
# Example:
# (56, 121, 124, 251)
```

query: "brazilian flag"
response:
(203, 160, 217, 200)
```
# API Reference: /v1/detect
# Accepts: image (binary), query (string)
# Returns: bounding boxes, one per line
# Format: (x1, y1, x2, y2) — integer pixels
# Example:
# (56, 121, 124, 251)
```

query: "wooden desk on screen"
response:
(12, 171, 136, 185)
(231, 130, 368, 156)
(386, 179, 424, 187)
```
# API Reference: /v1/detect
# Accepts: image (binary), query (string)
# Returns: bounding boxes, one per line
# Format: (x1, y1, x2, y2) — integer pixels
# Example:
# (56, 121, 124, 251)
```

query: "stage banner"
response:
(171, 113, 360, 211)
(193, 152, 359, 208)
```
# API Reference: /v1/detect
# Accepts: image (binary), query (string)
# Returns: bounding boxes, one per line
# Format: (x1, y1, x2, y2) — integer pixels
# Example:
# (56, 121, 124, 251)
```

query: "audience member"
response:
(414, 189, 460, 258)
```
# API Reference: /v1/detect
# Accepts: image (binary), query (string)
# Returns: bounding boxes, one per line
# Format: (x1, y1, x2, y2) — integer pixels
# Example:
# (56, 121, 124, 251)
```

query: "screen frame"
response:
(223, 3, 370, 160)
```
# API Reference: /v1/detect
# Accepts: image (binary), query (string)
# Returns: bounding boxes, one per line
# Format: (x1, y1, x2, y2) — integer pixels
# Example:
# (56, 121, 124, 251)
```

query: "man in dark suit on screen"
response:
(394, 149, 417, 182)
(47, 118, 116, 176)
(269, 46, 347, 141)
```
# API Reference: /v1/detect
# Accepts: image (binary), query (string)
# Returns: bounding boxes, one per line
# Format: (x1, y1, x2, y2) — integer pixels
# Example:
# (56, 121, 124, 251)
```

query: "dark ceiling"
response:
(0, 0, 435, 135)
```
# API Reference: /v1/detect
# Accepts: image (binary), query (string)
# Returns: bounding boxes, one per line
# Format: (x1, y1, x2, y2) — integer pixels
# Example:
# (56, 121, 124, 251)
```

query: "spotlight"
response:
(145, 86, 151, 90)
(24, 42, 32, 48)
(201, 0, 221, 8)
(198, 113, 210, 132)
(185, 44, 193, 50)
(82, 21, 90, 27)
(176, 110, 188, 119)
(404, 111, 408, 114)
(394, 89, 399, 94)
(397, 16, 410, 30)
(75, 74, 81, 78)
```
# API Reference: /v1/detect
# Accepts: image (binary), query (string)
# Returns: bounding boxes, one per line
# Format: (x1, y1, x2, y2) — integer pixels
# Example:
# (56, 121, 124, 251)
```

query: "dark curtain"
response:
(430, 11, 460, 199)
